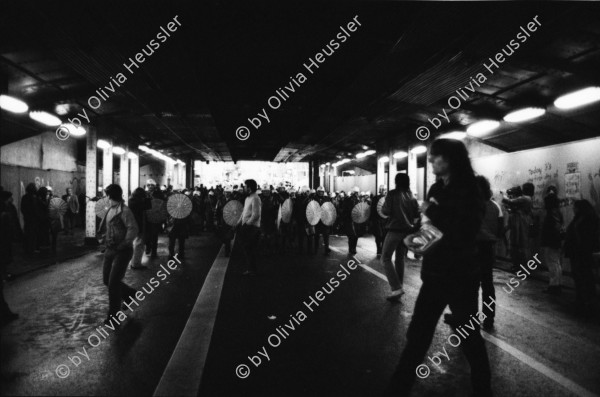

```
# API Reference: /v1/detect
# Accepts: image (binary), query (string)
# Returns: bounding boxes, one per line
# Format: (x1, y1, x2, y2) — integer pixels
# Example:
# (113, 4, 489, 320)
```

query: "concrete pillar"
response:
(84, 126, 98, 245)
(130, 153, 140, 191)
(102, 140, 113, 190)
(388, 147, 396, 190)
(120, 147, 129, 200)
(408, 146, 418, 196)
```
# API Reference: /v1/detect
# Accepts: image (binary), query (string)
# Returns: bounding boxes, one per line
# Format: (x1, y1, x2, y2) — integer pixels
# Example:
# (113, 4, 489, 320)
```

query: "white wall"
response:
(334, 174, 376, 194)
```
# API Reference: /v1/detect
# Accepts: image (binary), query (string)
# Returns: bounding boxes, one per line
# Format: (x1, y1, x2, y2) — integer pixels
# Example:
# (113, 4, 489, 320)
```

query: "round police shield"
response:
(376, 197, 388, 219)
(49, 198, 68, 219)
(320, 201, 337, 226)
(223, 200, 243, 227)
(167, 193, 193, 219)
(95, 197, 111, 219)
(351, 202, 371, 224)
(305, 200, 322, 226)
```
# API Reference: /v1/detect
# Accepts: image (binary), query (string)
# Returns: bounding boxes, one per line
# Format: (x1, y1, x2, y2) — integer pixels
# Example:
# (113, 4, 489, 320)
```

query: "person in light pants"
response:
(129, 187, 151, 269)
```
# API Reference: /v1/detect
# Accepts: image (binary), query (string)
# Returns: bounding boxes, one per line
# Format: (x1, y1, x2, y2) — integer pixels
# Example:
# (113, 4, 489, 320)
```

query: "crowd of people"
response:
(1, 139, 598, 395)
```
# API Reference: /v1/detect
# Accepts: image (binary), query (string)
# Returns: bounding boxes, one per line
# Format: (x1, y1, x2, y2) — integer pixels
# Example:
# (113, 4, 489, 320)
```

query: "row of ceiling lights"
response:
(322, 86, 600, 167)
(437, 86, 600, 140)
(0, 94, 184, 165)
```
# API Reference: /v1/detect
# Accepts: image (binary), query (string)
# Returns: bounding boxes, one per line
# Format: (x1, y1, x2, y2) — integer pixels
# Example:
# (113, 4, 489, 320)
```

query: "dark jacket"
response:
(421, 180, 484, 280)
(129, 196, 152, 235)
(381, 189, 419, 233)
(540, 208, 563, 249)
(564, 216, 600, 258)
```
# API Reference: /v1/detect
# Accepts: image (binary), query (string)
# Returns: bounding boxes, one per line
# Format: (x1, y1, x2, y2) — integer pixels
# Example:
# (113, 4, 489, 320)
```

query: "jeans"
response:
(542, 246, 562, 287)
(145, 223, 160, 255)
(477, 241, 496, 320)
(239, 225, 261, 272)
(102, 247, 135, 317)
(130, 235, 145, 267)
(381, 231, 407, 291)
(168, 235, 186, 258)
(388, 276, 492, 396)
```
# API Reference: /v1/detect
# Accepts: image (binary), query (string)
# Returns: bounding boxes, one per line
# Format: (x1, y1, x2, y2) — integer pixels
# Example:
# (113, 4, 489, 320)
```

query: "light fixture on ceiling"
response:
(410, 145, 427, 154)
(356, 149, 376, 159)
(503, 107, 546, 122)
(112, 147, 126, 155)
(554, 86, 600, 110)
(0, 94, 28, 113)
(439, 131, 467, 140)
(138, 145, 150, 152)
(325, 162, 330, 166)
(55, 104, 70, 116)
(467, 120, 500, 137)
(127, 152, 138, 159)
(62, 123, 86, 136)
(29, 110, 61, 126)
(379, 156, 389, 163)
(97, 139, 111, 149)
(393, 151, 408, 159)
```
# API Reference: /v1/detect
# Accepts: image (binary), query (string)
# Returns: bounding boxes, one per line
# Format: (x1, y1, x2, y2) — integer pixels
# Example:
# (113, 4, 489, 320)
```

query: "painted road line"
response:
(359, 261, 599, 397)
(153, 243, 230, 397)
(481, 332, 599, 397)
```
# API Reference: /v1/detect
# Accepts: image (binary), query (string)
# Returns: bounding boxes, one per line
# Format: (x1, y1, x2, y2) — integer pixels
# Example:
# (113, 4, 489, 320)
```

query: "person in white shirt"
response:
(238, 179, 262, 275)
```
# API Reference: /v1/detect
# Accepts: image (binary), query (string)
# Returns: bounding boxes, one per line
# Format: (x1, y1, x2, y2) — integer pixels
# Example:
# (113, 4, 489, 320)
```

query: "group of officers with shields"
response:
(211, 183, 391, 258)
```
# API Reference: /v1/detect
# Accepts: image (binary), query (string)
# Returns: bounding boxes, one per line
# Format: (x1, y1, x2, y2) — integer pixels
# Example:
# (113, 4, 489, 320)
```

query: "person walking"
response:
(541, 190, 564, 295)
(387, 139, 492, 397)
(62, 188, 79, 235)
(564, 199, 599, 313)
(371, 185, 388, 256)
(343, 187, 361, 255)
(129, 187, 151, 270)
(314, 186, 332, 254)
(98, 184, 138, 325)
(237, 179, 262, 276)
(380, 173, 419, 301)
(502, 183, 535, 272)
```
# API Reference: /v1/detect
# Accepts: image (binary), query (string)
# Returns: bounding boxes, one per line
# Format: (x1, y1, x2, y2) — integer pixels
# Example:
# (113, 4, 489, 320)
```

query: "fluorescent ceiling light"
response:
(554, 86, 600, 110)
(60, 123, 86, 136)
(503, 107, 546, 122)
(97, 139, 111, 149)
(345, 170, 355, 175)
(138, 145, 150, 152)
(439, 131, 467, 140)
(112, 147, 126, 155)
(393, 151, 408, 159)
(320, 164, 325, 168)
(410, 145, 427, 154)
(127, 152, 138, 159)
(0, 94, 28, 113)
(325, 162, 330, 166)
(29, 110, 61, 126)
(467, 120, 500, 137)
(379, 156, 389, 163)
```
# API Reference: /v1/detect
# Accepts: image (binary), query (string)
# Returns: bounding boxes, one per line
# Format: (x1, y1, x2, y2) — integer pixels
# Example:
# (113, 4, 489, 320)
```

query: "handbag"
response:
(403, 221, 444, 255)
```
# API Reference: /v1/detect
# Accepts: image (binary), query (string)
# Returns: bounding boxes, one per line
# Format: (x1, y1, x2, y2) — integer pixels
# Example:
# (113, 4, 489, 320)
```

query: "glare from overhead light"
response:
(29, 110, 61, 126)
(127, 152, 138, 159)
(410, 145, 427, 154)
(320, 164, 325, 168)
(554, 87, 600, 110)
(112, 147, 125, 155)
(97, 139, 111, 149)
(379, 156, 389, 163)
(439, 131, 467, 140)
(393, 151, 408, 159)
(356, 153, 367, 159)
(67, 123, 86, 136)
(325, 162, 330, 166)
(0, 95, 28, 113)
(503, 107, 546, 122)
(138, 145, 150, 152)
(467, 120, 500, 137)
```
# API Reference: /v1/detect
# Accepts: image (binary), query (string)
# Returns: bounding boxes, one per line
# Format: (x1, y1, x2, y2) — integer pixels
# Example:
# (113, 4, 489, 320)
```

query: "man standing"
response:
(237, 179, 262, 276)
(62, 188, 79, 235)
(343, 187, 361, 255)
